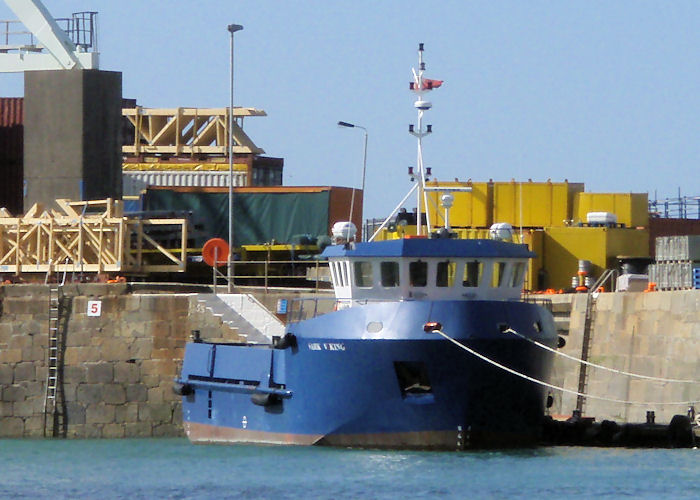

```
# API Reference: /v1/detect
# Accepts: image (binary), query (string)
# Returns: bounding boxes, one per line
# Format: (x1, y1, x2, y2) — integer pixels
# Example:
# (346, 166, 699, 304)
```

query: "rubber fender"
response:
(667, 415, 694, 448)
(172, 382, 194, 396)
(597, 420, 620, 446)
(274, 333, 297, 350)
(251, 393, 280, 407)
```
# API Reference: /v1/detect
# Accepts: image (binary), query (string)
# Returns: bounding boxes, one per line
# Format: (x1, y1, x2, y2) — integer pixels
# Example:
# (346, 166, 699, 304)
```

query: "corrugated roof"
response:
(0, 97, 24, 127)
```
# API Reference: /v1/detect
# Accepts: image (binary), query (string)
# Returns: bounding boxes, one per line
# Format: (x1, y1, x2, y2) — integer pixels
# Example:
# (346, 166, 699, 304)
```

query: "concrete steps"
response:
(196, 293, 285, 344)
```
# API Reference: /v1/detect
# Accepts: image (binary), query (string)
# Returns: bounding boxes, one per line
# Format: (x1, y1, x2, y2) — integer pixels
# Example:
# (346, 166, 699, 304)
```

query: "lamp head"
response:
(228, 24, 244, 33)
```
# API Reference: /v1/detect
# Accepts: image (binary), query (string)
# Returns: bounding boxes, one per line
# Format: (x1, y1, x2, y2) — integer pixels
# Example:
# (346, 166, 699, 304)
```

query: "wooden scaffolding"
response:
(0, 199, 188, 276)
(122, 106, 266, 156)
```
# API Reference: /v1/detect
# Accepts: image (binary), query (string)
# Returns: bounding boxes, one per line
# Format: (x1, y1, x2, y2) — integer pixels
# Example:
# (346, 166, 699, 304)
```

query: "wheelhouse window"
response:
(380, 261, 400, 287)
(462, 260, 483, 287)
(511, 262, 526, 288)
(409, 261, 427, 287)
(492, 262, 507, 287)
(339, 261, 351, 287)
(354, 261, 373, 288)
(436, 261, 457, 287)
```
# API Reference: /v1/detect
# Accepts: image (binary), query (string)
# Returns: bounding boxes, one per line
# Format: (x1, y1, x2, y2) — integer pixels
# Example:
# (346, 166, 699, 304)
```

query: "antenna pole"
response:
(409, 42, 434, 236)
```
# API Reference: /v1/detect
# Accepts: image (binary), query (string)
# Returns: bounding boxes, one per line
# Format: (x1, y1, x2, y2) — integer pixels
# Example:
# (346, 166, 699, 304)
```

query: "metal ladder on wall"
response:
(575, 292, 596, 415)
(43, 284, 64, 437)
(574, 268, 616, 415)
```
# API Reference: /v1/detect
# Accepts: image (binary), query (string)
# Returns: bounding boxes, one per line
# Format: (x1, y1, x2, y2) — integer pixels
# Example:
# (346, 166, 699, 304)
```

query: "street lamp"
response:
(227, 23, 243, 293)
(337, 121, 368, 241)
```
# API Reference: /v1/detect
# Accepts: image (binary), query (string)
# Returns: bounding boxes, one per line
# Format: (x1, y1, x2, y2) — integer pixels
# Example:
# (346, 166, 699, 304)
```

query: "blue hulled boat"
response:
(176, 44, 558, 449)
(177, 238, 557, 448)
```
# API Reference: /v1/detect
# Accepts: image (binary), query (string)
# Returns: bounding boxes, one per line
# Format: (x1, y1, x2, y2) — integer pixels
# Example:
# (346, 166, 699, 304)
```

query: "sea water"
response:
(0, 439, 697, 499)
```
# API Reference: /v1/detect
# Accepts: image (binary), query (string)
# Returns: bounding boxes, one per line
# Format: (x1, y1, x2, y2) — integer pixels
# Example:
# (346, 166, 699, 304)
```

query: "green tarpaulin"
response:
(143, 190, 331, 247)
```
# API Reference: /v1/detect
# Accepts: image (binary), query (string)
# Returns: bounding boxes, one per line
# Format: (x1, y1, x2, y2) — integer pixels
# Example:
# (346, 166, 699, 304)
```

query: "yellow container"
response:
(573, 192, 648, 228)
(541, 226, 649, 290)
(522, 229, 545, 291)
(425, 181, 492, 228)
(492, 181, 583, 228)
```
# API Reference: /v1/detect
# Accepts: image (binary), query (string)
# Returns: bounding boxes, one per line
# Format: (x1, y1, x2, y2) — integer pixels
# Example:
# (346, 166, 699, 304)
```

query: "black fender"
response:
(173, 381, 194, 396)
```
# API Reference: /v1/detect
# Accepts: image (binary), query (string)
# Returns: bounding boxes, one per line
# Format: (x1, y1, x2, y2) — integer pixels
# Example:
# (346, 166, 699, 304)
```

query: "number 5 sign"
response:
(87, 300, 102, 317)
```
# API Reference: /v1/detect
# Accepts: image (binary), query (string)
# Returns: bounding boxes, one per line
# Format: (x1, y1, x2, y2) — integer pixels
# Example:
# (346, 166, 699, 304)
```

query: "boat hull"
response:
(179, 300, 557, 449)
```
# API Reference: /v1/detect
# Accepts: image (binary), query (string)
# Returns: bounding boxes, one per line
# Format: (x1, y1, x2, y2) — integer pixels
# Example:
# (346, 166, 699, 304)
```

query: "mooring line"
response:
(434, 329, 698, 407)
(503, 328, 699, 384)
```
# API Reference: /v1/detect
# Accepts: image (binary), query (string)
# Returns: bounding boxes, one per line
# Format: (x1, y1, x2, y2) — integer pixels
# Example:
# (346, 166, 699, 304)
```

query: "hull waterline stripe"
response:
(504, 328, 699, 384)
(434, 329, 698, 407)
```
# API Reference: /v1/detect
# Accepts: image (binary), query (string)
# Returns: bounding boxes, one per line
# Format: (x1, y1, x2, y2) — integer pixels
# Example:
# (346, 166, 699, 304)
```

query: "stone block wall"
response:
(0, 284, 243, 438)
(549, 290, 700, 423)
(2, 284, 698, 438)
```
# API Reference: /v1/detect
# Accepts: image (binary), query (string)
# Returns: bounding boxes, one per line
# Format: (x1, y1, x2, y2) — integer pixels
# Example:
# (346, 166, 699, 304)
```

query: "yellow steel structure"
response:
(0, 199, 188, 276)
(122, 107, 266, 156)
(426, 181, 492, 228)
(379, 179, 655, 291)
(573, 192, 648, 228)
(492, 181, 584, 228)
(426, 180, 585, 228)
(541, 226, 649, 290)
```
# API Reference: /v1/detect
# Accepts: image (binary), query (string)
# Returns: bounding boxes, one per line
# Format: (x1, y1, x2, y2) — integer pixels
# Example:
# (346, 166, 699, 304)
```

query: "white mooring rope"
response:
(503, 328, 699, 384)
(434, 329, 698, 407)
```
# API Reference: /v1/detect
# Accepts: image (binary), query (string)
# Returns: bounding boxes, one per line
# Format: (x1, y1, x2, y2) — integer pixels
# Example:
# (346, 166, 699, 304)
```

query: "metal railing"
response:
(522, 295, 553, 312)
(211, 259, 330, 293)
(55, 12, 98, 51)
(649, 195, 700, 219)
(1, 12, 97, 52)
(0, 20, 35, 48)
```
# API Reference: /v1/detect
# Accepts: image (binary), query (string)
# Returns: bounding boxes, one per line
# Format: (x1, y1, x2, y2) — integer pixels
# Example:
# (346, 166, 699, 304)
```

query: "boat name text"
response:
(308, 342, 346, 351)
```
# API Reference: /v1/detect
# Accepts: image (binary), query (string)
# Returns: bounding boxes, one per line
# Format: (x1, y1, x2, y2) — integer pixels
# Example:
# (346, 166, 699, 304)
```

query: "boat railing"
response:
(211, 259, 331, 294)
(521, 294, 553, 313)
(287, 296, 398, 323)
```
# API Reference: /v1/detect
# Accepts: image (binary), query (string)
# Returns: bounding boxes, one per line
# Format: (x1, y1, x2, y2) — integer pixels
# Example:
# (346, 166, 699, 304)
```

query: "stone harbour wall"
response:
(0, 284, 242, 438)
(549, 290, 700, 424)
(1, 284, 698, 439)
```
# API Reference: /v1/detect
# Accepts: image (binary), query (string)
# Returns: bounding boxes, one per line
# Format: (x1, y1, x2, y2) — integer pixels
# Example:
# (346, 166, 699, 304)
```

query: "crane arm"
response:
(0, 0, 98, 72)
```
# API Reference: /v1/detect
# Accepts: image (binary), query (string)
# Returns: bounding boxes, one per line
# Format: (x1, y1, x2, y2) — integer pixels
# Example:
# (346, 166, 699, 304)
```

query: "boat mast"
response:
(409, 43, 434, 236)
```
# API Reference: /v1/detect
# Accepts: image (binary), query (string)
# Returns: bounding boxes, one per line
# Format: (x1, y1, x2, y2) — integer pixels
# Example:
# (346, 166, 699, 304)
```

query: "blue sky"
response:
(2, 1, 698, 219)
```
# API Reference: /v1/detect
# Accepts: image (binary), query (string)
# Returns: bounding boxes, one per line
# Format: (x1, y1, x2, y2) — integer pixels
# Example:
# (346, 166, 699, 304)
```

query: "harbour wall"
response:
(549, 290, 699, 423)
(0, 284, 244, 438)
(0, 285, 698, 438)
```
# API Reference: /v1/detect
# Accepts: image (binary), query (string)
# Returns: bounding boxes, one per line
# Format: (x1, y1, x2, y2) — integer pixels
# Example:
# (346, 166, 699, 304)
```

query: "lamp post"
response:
(337, 121, 368, 240)
(227, 23, 243, 293)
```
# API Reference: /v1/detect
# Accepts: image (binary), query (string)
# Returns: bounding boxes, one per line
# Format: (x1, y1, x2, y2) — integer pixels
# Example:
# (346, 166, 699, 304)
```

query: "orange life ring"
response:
(202, 238, 230, 267)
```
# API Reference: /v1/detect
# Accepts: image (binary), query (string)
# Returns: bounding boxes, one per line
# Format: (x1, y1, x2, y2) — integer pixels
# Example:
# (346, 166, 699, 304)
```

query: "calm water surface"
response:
(0, 439, 698, 499)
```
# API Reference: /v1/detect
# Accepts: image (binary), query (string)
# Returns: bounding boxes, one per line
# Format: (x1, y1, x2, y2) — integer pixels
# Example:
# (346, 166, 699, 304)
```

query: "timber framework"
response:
(0, 199, 187, 277)
(122, 107, 266, 157)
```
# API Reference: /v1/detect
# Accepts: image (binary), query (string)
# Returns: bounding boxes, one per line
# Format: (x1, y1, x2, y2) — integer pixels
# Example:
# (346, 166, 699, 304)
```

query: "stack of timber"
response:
(0, 199, 187, 277)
